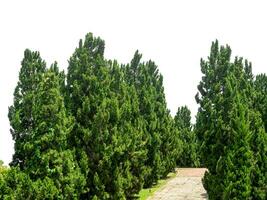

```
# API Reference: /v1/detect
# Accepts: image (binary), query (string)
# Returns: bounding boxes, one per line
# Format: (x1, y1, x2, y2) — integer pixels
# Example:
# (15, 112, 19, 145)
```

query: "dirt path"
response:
(147, 168, 208, 200)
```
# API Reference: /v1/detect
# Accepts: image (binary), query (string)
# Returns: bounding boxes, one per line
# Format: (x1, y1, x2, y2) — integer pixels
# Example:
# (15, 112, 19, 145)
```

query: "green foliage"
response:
(0, 167, 60, 200)
(27, 70, 86, 198)
(66, 34, 149, 199)
(6, 57, 86, 198)
(125, 52, 181, 187)
(0, 167, 34, 200)
(8, 49, 46, 169)
(196, 40, 267, 199)
(219, 82, 253, 199)
(249, 111, 267, 199)
(0, 160, 7, 174)
(174, 106, 199, 167)
(11, 33, 267, 199)
(254, 74, 267, 130)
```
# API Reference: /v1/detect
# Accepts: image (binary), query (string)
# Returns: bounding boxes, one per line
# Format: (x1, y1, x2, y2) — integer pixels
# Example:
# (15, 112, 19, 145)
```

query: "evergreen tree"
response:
(0, 167, 35, 200)
(174, 106, 199, 167)
(125, 52, 181, 187)
(66, 33, 110, 199)
(3, 70, 86, 199)
(0, 160, 7, 173)
(109, 61, 148, 198)
(27, 70, 86, 198)
(249, 111, 267, 199)
(8, 49, 46, 169)
(214, 76, 253, 199)
(0, 167, 60, 200)
(50, 61, 66, 95)
(66, 33, 147, 199)
(254, 74, 267, 130)
(195, 40, 267, 199)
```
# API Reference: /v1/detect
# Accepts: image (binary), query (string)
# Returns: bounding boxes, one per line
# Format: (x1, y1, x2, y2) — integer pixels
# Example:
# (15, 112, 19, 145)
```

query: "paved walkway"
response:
(147, 168, 208, 200)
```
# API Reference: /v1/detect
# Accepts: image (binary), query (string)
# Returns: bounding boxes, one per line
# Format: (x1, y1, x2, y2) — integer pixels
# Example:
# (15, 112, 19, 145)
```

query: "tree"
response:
(0, 160, 7, 173)
(125, 52, 181, 187)
(249, 74, 267, 199)
(0, 167, 35, 200)
(109, 61, 148, 198)
(214, 76, 253, 199)
(66, 33, 111, 199)
(174, 106, 199, 167)
(27, 70, 86, 198)
(5, 70, 86, 199)
(0, 167, 60, 200)
(249, 111, 267, 199)
(195, 40, 267, 199)
(254, 74, 267, 130)
(0, 160, 9, 199)
(8, 49, 46, 169)
(50, 61, 66, 95)
(66, 33, 147, 199)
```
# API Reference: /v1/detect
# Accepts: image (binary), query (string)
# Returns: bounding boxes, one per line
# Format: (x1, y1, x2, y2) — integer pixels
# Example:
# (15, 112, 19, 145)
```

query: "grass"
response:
(137, 171, 177, 200)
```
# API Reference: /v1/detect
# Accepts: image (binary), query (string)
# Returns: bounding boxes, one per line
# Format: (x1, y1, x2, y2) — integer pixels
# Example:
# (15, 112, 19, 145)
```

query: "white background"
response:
(1, 0, 267, 165)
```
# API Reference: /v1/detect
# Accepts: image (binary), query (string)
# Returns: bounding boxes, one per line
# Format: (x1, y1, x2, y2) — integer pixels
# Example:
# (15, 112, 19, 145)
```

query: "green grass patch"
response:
(137, 172, 177, 200)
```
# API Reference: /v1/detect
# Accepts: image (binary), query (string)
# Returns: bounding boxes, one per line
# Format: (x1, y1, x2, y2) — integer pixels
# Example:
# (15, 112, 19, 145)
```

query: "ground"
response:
(147, 168, 208, 200)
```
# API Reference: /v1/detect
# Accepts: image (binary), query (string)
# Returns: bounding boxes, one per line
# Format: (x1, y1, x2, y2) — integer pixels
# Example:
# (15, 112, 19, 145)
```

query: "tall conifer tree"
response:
(27, 70, 86, 198)
(125, 52, 180, 187)
(8, 49, 46, 169)
(254, 74, 267, 130)
(5, 68, 86, 199)
(66, 33, 147, 199)
(174, 106, 199, 167)
(196, 41, 267, 199)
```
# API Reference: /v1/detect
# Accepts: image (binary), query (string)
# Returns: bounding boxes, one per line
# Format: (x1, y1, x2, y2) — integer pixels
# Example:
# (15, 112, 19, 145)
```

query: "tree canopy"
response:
(196, 40, 267, 199)
(1, 34, 267, 199)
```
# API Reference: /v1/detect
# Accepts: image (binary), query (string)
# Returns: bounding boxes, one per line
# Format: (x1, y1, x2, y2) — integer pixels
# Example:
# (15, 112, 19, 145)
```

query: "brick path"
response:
(147, 168, 208, 200)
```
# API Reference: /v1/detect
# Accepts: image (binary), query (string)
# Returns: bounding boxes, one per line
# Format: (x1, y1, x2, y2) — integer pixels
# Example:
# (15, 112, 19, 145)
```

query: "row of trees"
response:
(0, 33, 198, 199)
(2, 34, 265, 199)
(196, 40, 267, 199)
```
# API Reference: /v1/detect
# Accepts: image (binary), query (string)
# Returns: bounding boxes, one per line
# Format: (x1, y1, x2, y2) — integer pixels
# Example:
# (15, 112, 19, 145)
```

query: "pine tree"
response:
(0, 167, 61, 200)
(0, 167, 35, 200)
(232, 56, 267, 199)
(50, 61, 66, 95)
(195, 40, 267, 199)
(254, 74, 267, 130)
(66, 33, 147, 199)
(125, 52, 180, 187)
(0, 160, 7, 173)
(248, 111, 267, 199)
(217, 76, 253, 199)
(66, 34, 105, 198)
(66, 33, 111, 199)
(110, 61, 148, 198)
(174, 106, 199, 167)
(25, 70, 86, 198)
(8, 49, 46, 169)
